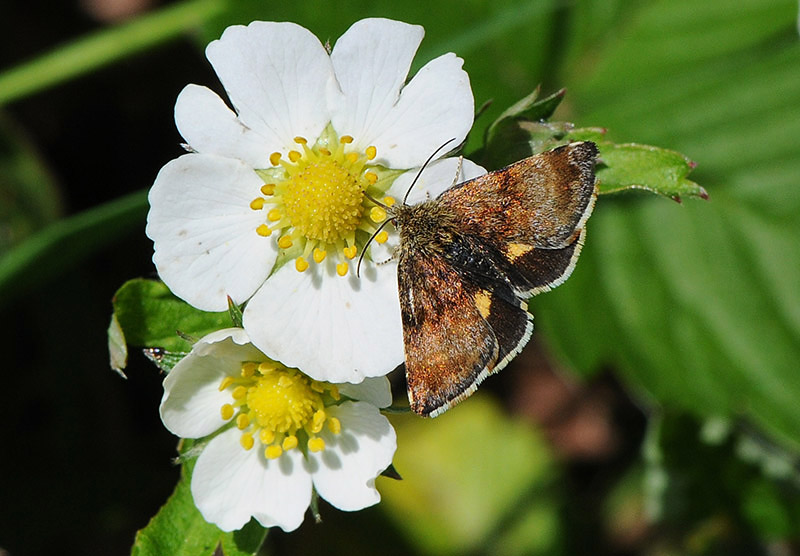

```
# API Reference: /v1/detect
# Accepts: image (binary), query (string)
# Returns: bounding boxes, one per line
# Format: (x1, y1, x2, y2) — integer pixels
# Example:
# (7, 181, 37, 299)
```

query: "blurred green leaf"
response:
(132, 441, 267, 556)
(380, 397, 560, 555)
(0, 190, 147, 307)
(112, 278, 231, 351)
(537, 0, 800, 453)
(0, 0, 227, 106)
(0, 114, 62, 254)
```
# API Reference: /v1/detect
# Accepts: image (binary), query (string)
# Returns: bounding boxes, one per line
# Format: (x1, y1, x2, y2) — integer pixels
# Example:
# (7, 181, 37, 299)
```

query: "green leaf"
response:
(537, 0, 800, 454)
(112, 278, 231, 351)
(132, 443, 267, 556)
(380, 397, 560, 555)
(484, 87, 565, 145)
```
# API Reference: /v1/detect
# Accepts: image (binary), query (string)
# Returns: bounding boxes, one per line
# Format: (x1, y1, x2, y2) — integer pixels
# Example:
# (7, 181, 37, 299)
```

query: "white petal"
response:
(175, 84, 274, 168)
(338, 376, 393, 408)
(308, 402, 396, 511)
(160, 329, 264, 438)
(146, 154, 277, 311)
(206, 21, 333, 151)
(387, 157, 487, 205)
(191, 427, 312, 532)
(328, 19, 425, 164)
(242, 257, 404, 384)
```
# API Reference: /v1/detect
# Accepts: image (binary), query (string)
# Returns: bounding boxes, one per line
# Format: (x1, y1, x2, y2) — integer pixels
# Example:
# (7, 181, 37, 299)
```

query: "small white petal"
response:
(308, 402, 396, 511)
(146, 154, 277, 311)
(191, 427, 312, 532)
(175, 84, 274, 168)
(160, 329, 264, 438)
(350, 53, 475, 169)
(206, 21, 333, 152)
(388, 157, 487, 205)
(338, 376, 393, 408)
(242, 257, 404, 384)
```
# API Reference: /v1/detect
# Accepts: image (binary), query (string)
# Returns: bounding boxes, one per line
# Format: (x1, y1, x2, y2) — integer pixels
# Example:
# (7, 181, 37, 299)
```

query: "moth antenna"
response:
(356, 218, 394, 278)
(402, 138, 457, 205)
(450, 155, 464, 188)
(362, 190, 390, 210)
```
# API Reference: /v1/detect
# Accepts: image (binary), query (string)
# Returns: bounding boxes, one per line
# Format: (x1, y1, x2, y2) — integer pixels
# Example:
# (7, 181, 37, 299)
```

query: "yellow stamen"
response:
(345, 152, 359, 164)
(270, 152, 281, 166)
(261, 183, 275, 195)
(294, 136, 307, 145)
(313, 248, 327, 263)
(328, 417, 342, 434)
(337, 262, 349, 276)
(375, 231, 389, 244)
(265, 445, 283, 459)
(365, 145, 377, 160)
(258, 362, 273, 374)
(278, 236, 293, 249)
(282, 435, 299, 451)
(370, 206, 387, 222)
(340, 135, 353, 144)
(343, 245, 357, 259)
(311, 410, 326, 434)
(267, 209, 282, 222)
(308, 437, 325, 452)
(295, 257, 309, 272)
(365, 171, 378, 184)
(220, 404, 234, 420)
(288, 150, 302, 163)
(236, 413, 250, 429)
(250, 198, 265, 210)
(241, 363, 257, 378)
(219, 376, 235, 391)
(383, 196, 396, 207)
(240, 433, 255, 450)
(319, 147, 331, 156)
(260, 428, 275, 444)
(232, 386, 247, 400)
(256, 224, 272, 237)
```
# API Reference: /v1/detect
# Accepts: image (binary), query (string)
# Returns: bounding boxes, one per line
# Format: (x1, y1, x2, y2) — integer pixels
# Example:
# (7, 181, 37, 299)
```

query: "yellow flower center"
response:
(218, 361, 341, 459)
(249, 126, 399, 276)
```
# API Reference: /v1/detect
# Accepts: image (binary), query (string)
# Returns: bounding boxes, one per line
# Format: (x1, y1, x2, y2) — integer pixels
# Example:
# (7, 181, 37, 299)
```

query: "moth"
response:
(387, 141, 598, 417)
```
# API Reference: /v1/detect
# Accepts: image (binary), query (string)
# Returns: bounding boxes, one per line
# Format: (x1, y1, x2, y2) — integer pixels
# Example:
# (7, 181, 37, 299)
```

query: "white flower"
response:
(160, 328, 397, 532)
(146, 18, 484, 384)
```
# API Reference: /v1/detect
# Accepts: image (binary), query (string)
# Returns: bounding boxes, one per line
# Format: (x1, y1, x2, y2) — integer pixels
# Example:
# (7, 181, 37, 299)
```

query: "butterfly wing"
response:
(437, 141, 597, 296)
(398, 245, 532, 417)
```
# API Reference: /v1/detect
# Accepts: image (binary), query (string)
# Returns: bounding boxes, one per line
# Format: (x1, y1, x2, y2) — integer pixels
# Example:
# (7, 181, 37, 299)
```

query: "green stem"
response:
(0, 0, 227, 106)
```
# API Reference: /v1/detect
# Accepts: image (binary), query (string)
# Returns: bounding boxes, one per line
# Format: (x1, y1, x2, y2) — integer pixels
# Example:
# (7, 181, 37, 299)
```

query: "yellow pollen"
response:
(256, 224, 272, 237)
(278, 236, 293, 249)
(245, 369, 322, 433)
(219, 376, 235, 391)
(250, 198, 265, 210)
(236, 413, 250, 429)
(294, 136, 307, 145)
(313, 248, 327, 263)
(311, 410, 326, 434)
(232, 385, 247, 400)
(340, 135, 353, 144)
(376, 231, 389, 244)
(282, 435, 299, 451)
(308, 437, 326, 452)
(267, 209, 282, 222)
(328, 417, 342, 434)
(220, 404, 234, 420)
(295, 257, 309, 272)
(288, 150, 302, 163)
(261, 183, 275, 195)
(240, 433, 255, 450)
(343, 245, 357, 259)
(241, 363, 257, 378)
(270, 152, 281, 166)
(365, 171, 378, 184)
(258, 362, 273, 374)
(370, 206, 387, 222)
(337, 262, 349, 276)
(265, 445, 283, 459)
(383, 196, 396, 207)
(260, 428, 275, 444)
(366, 145, 377, 160)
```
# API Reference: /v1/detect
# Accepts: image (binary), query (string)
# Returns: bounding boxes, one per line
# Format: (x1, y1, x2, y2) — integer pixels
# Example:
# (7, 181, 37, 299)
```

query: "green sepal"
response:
(567, 128, 707, 202)
(131, 440, 268, 556)
(110, 278, 232, 354)
(227, 295, 244, 328)
(142, 347, 189, 374)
